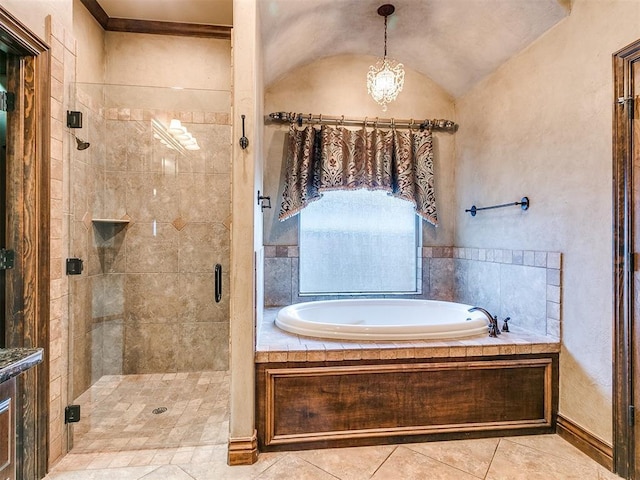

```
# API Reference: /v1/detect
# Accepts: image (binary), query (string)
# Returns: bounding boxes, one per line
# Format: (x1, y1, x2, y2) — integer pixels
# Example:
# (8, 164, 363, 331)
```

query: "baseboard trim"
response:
(557, 414, 613, 470)
(228, 431, 258, 466)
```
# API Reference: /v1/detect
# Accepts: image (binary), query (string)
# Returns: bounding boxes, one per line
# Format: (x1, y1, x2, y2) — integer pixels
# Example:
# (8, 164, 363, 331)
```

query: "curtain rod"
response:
(266, 112, 459, 132)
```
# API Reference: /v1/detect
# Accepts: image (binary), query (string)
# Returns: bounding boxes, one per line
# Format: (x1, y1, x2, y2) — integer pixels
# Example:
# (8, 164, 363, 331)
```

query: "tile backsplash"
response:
(264, 245, 561, 339)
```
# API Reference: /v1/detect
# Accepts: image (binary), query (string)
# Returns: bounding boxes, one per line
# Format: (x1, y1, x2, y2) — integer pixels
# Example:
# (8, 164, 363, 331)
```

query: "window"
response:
(299, 189, 421, 294)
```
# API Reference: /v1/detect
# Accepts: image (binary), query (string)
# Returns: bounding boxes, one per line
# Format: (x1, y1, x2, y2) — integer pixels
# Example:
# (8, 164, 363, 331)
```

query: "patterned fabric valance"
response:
(279, 124, 438, 226)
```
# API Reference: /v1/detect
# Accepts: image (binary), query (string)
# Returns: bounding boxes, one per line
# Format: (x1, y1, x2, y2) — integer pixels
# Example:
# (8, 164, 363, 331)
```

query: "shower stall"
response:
(65, 83, 231, 451)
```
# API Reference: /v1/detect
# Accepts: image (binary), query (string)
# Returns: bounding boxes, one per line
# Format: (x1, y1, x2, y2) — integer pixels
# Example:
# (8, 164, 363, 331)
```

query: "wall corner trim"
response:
(228, 431, 258, 466)
(556, 414, 613, 471)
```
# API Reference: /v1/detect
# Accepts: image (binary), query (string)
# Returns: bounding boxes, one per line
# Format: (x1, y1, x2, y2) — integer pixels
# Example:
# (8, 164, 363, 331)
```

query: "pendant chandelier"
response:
(367, 4, 404, 111)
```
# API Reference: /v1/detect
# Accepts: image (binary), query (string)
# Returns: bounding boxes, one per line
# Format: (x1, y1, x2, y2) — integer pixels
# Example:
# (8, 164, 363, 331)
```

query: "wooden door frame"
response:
(613, 39, 640, 480)
(0, 7, 50, 480)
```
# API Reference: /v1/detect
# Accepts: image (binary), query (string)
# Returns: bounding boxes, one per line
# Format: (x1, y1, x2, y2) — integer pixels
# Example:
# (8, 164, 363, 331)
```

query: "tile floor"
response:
(69, 371, 230, 453)
(45, 372, 623, 480)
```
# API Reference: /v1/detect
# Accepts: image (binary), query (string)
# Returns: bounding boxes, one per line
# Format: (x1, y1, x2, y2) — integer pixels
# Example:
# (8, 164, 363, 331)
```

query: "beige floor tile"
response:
(597, 465, 625, 480)
(51, 369, 621, 480)
(295, 444, 396, 480)
(371, 445, 479, 480)
(405, 437, 499, 478)
(486, 439, 602, 480)
(86, 453, 118, 470)
(49, 452, 98, 471)
(127, 450, 158, 467)
(139, 465, 195, 479)
(179, 448, 284, 480)
(254, 454, 341, 480)
(107, 452, 138, 468)
(506, 434, 593, 463)
(44, 465, 157, 479)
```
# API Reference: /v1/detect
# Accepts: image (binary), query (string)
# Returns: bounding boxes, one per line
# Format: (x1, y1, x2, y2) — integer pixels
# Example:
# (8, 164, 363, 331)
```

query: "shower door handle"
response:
(214, 264, 222, 303)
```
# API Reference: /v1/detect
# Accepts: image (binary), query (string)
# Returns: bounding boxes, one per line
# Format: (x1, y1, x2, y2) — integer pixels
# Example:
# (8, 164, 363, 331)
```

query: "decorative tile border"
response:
(105, 108, 230, 125)
(264, 245, 298, 258)
(454, 247, 561, 269)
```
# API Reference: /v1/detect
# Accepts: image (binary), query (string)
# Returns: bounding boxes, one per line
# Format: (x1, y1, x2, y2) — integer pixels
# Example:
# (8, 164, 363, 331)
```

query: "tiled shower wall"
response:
(69, 87, 231, 400)
(264, 245, 561, 338)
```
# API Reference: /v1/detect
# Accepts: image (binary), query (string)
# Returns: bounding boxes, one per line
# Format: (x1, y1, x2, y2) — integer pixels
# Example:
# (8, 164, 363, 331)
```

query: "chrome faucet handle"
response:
(502, 316, 510, 333)
(488, 316, 499, 337)
(488, 324, 498, 337)
(493, 315, 501, 335)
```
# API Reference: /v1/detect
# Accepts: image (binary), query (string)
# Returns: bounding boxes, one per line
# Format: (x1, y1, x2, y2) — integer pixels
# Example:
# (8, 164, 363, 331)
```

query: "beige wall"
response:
(263, 54, 457, 248)
(229, 0, 262, 458)
(105, 31, 230, 91)
(0, 0, 72, 39)
(456, 0, 640, 443)
(72, 0, 104, 83)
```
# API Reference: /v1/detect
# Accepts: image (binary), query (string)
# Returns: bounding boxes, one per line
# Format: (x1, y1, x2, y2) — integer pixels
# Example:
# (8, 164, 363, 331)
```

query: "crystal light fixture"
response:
(367, 4, 404, 111)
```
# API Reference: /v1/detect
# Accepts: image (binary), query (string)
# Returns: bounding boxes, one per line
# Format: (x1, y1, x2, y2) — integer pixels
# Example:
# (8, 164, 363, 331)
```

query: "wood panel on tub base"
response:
(256, 354, 559, 451)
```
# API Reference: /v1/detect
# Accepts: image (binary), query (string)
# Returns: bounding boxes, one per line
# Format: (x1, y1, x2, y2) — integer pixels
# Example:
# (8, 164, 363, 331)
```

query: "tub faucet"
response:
(468, 307, 500, 337)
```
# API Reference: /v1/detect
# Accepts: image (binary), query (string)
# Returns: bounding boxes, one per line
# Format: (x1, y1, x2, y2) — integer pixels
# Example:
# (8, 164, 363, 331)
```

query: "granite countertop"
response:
(0, 348, 44, 383)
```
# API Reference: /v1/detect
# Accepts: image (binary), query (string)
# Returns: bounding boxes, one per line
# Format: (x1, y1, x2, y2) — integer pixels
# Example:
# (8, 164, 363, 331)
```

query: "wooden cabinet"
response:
(0, 378, 15, 480)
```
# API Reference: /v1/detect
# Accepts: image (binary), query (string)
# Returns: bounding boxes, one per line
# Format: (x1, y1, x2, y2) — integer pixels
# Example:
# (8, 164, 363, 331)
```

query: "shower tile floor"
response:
(68, 371, 230, 453)
(45, 371, 623, 480)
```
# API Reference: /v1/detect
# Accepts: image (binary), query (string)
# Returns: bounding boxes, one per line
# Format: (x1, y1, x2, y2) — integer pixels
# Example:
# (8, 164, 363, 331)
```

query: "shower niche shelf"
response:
(91, 218, 131, 224)
(92, 218, 130, 244)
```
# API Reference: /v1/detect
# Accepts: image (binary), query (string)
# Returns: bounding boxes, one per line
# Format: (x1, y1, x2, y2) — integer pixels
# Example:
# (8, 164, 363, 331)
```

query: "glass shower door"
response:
(66, 83, 231, 451)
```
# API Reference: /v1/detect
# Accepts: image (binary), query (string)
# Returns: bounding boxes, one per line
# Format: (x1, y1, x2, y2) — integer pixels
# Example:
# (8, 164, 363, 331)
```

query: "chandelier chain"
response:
(383, 15, 388, 58)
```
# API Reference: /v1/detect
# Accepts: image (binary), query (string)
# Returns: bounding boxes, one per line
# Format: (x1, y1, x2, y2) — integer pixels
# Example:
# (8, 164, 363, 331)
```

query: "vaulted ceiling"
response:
(90, 0, 570, 98)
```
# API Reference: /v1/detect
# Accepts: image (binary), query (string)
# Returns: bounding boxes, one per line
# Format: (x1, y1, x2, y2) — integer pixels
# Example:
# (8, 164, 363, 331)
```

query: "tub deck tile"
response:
(267, 351, 288, 363)
(531, 343, 559, 354)
(359, 349, 382, 360)
(515, 344, 533, 354)
(257, 310, 560, 363)
(498, 345, 517, 355)
(379, 349, 398, 360)
(342, 349, 362, 361)
(305, 346, 327, 362)
(482, 345, 501, 356)
(325, 350, 346, 362)
(464, 346, 484, 357)
(448, 346, 467, 358)
(255, 351, 269, 362)
(394, 347, 416, 359)
(287, 350, 307, 362)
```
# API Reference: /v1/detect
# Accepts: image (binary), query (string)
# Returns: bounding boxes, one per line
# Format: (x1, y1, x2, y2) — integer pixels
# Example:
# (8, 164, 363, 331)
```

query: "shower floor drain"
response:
(152, 407, 168, 415)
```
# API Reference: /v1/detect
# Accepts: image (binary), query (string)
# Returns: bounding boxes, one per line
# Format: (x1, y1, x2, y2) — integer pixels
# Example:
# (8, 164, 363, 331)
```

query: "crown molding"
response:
(79, 0, 231, 39)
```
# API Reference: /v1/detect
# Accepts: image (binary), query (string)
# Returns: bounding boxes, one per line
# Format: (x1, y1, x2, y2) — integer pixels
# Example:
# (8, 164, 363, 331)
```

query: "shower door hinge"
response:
(0, 249, 15, 270)
(0, 92, 15, 112)
(65, 404, 81, 424)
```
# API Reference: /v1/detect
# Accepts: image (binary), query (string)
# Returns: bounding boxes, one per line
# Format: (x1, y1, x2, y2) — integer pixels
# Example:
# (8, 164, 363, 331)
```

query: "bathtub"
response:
(275, 299, 489, 341)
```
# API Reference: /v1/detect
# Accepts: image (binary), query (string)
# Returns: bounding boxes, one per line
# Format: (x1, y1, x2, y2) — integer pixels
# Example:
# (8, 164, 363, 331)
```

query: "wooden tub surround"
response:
(256, 309, 560, 452)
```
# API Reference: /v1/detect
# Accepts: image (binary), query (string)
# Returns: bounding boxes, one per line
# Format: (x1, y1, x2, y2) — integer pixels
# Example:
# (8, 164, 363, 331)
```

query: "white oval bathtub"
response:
(275, 299, 490, 341)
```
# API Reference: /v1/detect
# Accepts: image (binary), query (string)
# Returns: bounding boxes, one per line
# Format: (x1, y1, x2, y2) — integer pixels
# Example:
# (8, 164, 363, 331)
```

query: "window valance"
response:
(279, 124, 438, 226)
